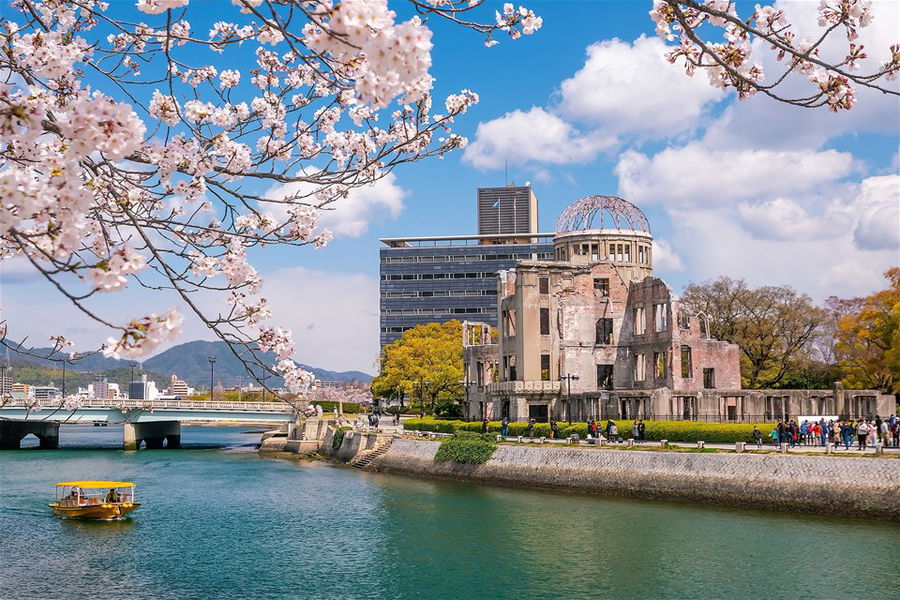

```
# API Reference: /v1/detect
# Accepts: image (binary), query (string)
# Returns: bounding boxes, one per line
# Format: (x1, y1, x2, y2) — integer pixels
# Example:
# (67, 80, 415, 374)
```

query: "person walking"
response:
(769, 425, 780, 448)
(481, 418, 489, 434)
(638, 419, 646, 441)
(752, 426, 763, 450)
(856, 420, 869, 450)
(501, 416, 509, 438)
(631, 421, 640, 440)
(550, 419, 559, 440)
(527, 417, 536, 438)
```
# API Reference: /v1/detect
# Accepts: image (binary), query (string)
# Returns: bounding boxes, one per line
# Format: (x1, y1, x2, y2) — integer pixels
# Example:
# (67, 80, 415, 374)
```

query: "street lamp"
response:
(208, 357, 217, 402)
(559, 374, 580, 424)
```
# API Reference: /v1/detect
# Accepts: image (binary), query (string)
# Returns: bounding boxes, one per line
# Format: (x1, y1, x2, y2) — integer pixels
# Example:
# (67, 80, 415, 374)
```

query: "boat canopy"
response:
(56, 481, 135, 488)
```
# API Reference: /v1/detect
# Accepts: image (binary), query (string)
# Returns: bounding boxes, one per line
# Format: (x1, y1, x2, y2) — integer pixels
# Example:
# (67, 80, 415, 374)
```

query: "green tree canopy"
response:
(372, 320, 463, 413)
(681, 277, 824, 388)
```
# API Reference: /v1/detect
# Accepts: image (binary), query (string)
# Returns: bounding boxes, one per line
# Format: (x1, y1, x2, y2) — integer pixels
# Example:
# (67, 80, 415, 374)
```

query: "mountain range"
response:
(3, 340, 372, 388)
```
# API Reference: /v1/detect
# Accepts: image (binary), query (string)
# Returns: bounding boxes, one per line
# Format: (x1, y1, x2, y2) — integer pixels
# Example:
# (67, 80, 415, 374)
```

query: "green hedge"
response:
(404, 418, 774, 444)
(434, 432, 497, 464)
(332, 426, 351, 450)
(314, 401, 362, 414)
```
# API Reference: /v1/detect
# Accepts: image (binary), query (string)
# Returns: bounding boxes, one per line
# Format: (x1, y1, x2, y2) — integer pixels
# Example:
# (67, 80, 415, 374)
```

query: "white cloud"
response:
(265, 172, 405, 238)
(663, 208, 896, 301)
(737, 197, 851, 241)
(462, 107, 614, 170)
(616, 145, 858, 210)
(557, 36, 724, 137)
(263, 266, 378, 373)
(317, 173, 405, 237)
(853, 175, 900, 251)
(700, 1, 900, 152)
(652, 239, 685, 273)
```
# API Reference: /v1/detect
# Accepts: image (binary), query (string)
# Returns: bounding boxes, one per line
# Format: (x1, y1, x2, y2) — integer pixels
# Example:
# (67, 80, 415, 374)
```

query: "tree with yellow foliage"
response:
(372, 321, 464, 414)
(835, 268, 900, 394)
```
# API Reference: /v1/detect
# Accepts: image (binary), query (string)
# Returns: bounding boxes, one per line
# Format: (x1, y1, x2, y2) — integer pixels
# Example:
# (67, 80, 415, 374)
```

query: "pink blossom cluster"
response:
(136, 0, 189, 15)
(302, 0, 435, 109)
(103, 309, 185, 360)
(650, 0, 896, 110)
(86, 246, 148, 292)
(275, 359, 315, 395)
(1, 0, 540, 387)
(258, 327, 295, 360)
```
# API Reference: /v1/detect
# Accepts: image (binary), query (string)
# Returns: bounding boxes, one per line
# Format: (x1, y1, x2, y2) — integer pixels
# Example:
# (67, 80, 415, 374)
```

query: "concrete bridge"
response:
(0, 399, 294, 450)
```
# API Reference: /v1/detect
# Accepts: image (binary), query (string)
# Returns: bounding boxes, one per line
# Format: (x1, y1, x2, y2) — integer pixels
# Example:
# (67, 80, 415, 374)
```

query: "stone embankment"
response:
(369, 438, 900, 520)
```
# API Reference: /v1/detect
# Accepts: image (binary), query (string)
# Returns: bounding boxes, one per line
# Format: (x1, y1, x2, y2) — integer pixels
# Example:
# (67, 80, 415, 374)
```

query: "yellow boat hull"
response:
(49, 502, 141, 520)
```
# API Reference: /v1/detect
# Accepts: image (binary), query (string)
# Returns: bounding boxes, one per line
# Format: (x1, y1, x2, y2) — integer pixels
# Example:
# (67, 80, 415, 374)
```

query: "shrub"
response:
(314, 401, 362, 414)
(332, 426, 351, 450)
(435, 400, 464, 419)
(405, 418, 776, 444)
(434, 432, 497, 464)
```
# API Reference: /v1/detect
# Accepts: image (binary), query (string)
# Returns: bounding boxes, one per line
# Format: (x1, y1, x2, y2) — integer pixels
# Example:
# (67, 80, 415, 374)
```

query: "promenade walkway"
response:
(401, 428, 900, 456)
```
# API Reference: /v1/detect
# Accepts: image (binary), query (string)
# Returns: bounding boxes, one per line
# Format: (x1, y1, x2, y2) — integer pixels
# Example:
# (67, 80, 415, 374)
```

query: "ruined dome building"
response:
(463, 195, 891, 423)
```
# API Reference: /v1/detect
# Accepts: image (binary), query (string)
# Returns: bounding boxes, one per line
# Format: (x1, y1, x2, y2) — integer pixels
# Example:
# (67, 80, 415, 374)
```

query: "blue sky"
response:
(3, 1, 898, 374)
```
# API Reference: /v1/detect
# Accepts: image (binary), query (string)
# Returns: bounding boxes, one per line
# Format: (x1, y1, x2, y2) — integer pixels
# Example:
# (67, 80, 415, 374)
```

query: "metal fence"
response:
(2, 398, 293, 413)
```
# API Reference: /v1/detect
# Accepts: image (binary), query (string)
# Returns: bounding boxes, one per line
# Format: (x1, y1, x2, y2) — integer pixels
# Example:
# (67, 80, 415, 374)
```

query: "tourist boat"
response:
(49, 481, 140, 520)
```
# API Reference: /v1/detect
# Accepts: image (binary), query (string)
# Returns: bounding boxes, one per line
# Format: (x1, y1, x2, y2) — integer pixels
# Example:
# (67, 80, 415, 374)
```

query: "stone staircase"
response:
(350, 438, 394, 470)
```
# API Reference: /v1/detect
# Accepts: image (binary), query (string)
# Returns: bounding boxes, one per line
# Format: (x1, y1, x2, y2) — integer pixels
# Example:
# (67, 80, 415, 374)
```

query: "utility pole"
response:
(208, 357, 217, 402)
(559, 374, 580, 424)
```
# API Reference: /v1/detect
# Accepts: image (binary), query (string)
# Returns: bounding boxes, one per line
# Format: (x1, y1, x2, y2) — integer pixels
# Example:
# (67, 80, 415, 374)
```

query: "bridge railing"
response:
(1, 398, 295, 413)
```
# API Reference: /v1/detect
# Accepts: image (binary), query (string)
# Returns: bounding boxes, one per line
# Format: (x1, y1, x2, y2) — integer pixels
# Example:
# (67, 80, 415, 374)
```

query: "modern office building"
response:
(477, 185, 538, 237)
(379, 185, 554, 347)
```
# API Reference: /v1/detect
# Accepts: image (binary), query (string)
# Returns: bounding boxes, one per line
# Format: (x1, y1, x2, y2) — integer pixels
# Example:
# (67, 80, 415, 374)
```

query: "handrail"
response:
(0, 398, 294, 413)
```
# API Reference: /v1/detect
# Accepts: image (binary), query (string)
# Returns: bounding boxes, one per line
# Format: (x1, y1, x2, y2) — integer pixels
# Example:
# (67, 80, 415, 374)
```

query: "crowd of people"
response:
(765, 416, 899, 450)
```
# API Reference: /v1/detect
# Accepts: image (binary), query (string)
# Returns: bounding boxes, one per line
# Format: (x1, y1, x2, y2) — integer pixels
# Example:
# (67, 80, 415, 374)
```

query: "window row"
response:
(381, 272, 497, 281)
(383, 289, 497, 299)
(382, 252, 552, 264)
(382, 307, 489, 316)
(553, 242, 652, 264)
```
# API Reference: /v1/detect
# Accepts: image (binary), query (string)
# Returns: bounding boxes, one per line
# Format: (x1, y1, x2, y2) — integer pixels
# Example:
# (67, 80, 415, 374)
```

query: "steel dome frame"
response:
(555, 195, 651, 234)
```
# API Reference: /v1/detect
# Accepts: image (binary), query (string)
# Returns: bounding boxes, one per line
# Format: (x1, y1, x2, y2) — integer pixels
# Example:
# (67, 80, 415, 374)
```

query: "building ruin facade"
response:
(463, 195, 894, 423)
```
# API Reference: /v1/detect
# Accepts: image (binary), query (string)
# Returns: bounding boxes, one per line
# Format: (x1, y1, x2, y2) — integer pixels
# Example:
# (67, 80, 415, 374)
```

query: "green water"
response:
(1, 425, 898, 600)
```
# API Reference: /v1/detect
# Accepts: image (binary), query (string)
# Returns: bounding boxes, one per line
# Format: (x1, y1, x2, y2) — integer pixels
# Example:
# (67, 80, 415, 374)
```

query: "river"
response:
(1, 425, 898, 599)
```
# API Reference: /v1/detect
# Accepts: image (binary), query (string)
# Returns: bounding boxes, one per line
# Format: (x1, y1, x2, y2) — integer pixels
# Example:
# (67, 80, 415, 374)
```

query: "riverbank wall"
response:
(368, 438, 900, 520)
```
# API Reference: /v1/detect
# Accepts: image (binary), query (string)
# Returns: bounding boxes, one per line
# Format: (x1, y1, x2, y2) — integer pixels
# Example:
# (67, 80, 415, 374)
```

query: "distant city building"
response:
(92, 379, 111, 400)
(33, 386, 61, 400)
(11, 383, 32, 397)
(379, 184, 554, 346)
(168, 374, 189, 397)
(128, 375, 158, 401)
(0, 374, 12, 396)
